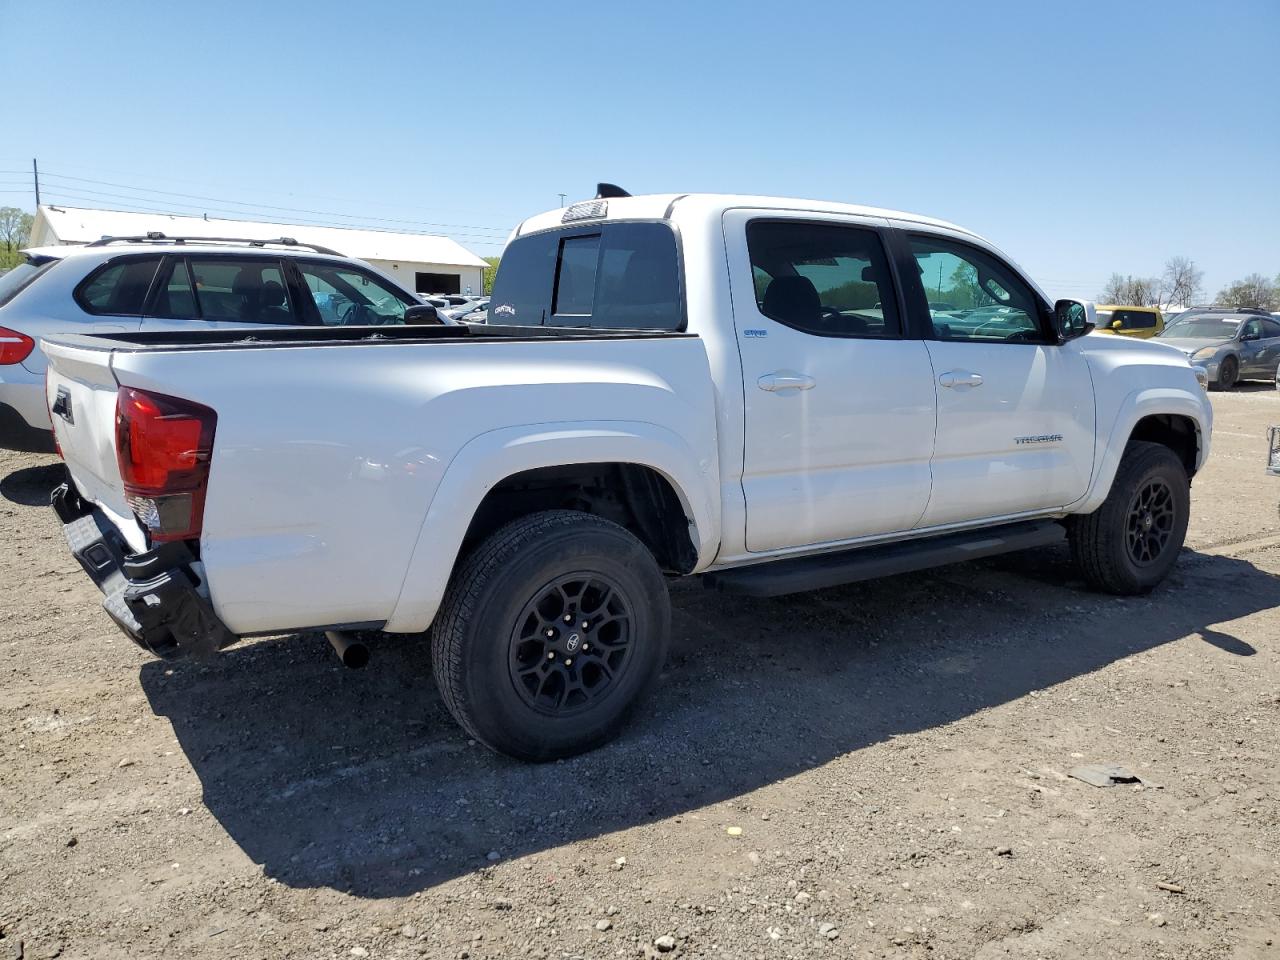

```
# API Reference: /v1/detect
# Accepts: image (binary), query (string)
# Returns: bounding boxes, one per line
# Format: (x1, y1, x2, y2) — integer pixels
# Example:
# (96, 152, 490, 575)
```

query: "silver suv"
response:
(0, 234, 429, 450)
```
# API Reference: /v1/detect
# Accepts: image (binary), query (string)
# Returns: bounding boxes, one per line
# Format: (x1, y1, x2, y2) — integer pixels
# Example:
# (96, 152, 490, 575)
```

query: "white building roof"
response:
(30, 205, 489, 269)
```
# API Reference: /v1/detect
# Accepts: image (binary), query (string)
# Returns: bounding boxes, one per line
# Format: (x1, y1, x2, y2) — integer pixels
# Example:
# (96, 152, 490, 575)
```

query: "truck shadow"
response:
(139, 544, 1278, 898)
(0, 461, 66, 507)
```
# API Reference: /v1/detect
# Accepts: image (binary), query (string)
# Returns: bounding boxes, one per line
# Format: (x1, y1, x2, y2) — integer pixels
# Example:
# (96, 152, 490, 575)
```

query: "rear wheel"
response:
(1215, 356, 1238, 391)
(431, 510, 670, 761)
(1068, 442, 1190, 595)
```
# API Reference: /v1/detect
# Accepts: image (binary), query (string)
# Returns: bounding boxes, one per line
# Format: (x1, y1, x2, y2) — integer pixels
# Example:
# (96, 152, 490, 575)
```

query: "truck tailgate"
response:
(43, 339, 146, 551)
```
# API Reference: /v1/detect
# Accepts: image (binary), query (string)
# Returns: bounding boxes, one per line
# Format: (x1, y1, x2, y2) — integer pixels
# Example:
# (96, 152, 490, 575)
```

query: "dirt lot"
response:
(1, 387, 1277, 960)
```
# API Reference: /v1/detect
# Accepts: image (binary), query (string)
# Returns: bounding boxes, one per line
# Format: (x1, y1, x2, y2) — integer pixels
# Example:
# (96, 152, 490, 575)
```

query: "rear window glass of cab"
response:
(489, 221, 682, 330)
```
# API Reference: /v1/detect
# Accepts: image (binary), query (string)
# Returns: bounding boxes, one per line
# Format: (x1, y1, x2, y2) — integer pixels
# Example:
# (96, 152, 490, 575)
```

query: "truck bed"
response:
(43, 323, 718, 639)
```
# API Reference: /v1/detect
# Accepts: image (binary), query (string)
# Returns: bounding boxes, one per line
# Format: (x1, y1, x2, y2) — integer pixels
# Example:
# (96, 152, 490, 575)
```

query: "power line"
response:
(38, 170, 512, 235)
(37, 190, 508, 247)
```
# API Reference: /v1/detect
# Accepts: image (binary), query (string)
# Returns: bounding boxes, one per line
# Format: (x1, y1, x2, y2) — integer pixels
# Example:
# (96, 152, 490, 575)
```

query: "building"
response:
(27, 205, 490, 295)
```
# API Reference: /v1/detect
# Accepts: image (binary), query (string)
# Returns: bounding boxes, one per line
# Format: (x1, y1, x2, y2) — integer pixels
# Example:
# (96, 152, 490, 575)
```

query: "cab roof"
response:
(514, 192, 985, 242)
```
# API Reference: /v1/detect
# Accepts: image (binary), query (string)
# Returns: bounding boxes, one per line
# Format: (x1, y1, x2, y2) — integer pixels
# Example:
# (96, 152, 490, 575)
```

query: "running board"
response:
(702, 520, 1065, 597)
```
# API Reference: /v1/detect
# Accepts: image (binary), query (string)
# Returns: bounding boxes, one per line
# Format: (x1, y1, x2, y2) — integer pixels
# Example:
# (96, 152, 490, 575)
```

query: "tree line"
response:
(0, 207, 34, 269)
(1099, 255, 1279, 311)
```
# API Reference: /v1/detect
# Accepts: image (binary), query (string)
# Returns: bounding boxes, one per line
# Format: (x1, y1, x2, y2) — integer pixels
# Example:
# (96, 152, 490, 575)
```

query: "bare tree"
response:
(1098, 273, 1161, 306)
(1160, 256, 1202, 309)
(1216, 274, 1278, 311)
(0, 207, 34, 255)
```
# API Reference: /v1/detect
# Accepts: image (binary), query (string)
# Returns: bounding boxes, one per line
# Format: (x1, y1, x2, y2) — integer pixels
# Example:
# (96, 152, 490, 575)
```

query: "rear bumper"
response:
(52, 482, 237, 659)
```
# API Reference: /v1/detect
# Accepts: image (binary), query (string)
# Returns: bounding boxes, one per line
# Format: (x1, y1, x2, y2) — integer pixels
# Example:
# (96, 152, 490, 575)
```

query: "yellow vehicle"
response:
(1094, 305, 1164, 339)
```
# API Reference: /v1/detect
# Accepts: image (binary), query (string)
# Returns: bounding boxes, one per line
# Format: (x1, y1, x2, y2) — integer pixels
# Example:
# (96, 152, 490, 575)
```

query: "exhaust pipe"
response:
(325, 630, 369, 669)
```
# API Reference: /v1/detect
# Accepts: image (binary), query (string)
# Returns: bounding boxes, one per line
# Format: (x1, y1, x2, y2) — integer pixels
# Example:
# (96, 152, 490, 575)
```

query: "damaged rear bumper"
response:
(52, 482, 237, 659)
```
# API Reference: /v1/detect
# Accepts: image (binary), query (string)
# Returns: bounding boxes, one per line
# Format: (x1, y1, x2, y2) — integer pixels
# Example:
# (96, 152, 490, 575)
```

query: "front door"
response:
(1240, 318, 1280, 377)
(725, 211, 937, 553)
(899, 231, 1095, 527)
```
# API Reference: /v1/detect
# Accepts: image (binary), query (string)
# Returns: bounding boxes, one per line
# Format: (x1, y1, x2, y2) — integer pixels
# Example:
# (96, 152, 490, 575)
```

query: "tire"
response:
(1214, 356, 1238, 391)
(431, 510, 670, 761)
(1068, 441, 1190, 595)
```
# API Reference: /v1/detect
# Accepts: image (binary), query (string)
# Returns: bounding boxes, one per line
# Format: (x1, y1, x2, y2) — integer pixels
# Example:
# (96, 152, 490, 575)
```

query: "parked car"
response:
(453, 298, 490, 322)
(1155, 310, 1280, 389)
(1093, 305, 1164, 339)
(0, 235, 435, 451)
(45, 189, 1211, 760)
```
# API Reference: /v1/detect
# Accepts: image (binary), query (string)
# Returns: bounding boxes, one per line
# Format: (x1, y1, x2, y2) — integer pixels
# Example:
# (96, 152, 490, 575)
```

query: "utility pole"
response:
(32, 158, 40, 207)
(558, 193, 566, 208)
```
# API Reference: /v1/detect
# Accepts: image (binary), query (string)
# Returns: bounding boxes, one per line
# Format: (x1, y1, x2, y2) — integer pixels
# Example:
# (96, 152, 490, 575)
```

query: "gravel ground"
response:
(1, 386, 1277, 960)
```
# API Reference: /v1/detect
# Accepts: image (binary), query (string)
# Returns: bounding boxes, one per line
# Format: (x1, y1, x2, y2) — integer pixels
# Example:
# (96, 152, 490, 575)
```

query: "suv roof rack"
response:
(84, 233, 343, 256)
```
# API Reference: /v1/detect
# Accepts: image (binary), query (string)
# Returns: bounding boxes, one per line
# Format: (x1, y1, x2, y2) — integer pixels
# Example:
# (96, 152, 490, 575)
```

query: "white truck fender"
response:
(382, 420, 721, 633)
(1068, 386, 1212, 515)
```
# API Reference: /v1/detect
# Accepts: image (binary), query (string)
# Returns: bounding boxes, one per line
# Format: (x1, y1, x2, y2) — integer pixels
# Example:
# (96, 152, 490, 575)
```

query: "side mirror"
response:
(1240, 331, 1260, 342)
(1054, 299, 1095, 342)
(1110, 319, 1124, 330)
(404, 304, 441, 325)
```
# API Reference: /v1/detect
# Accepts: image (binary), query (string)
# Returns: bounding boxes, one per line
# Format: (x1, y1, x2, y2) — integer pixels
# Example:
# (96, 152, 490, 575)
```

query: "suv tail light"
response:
(115, 387, 216, 543)
(0, 326, 35, 365)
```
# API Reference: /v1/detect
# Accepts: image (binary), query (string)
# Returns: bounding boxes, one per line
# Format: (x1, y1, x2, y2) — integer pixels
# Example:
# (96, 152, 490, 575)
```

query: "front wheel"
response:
(1214, 356, 1238, 391)
(431, 510, 670, 761)
(1068, 441, 1190, 595)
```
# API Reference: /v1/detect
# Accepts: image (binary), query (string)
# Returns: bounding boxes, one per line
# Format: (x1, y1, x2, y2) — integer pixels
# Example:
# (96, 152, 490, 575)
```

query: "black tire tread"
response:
(431, 509, 643, 750)
(1069, 441, 1188, 595)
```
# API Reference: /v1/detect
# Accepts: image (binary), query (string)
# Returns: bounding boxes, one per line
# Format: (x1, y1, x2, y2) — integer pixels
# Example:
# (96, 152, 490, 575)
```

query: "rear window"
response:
(0, 258, 59, 309)
(75, 256, 163, 316)
(490, 222, 682, 330)
(1112, 309, 1157, 329)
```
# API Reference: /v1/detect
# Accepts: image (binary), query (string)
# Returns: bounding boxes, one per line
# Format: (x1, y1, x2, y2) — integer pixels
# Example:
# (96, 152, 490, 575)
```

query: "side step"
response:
(702, 520, 1065, 597)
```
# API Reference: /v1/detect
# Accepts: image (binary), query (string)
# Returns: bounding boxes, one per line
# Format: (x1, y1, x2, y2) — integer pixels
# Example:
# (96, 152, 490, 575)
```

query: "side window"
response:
(149, 257, 199, 320)
(746, 220, 900, 338)
(186, 258, 295, 325)
(1261, 319, 1280, 338)
(490, 223, 683, 330)
(295, 262, 415, 325)
(76, 257, 162, 316)
(908, 236, 1044, 343)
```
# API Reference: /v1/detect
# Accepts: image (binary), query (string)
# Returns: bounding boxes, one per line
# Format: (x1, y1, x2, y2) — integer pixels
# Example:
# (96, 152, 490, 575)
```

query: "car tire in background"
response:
(431, 510, 670, 761)
(1068, 441, 1190, 595)
(1214, 356, 1238, 391)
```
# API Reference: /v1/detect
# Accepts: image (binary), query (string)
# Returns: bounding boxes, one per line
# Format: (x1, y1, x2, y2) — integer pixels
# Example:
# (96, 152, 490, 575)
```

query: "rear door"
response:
(895, 229, 1094, 526)
(725, 210, 937, 552)
(140, 255, 304, 331)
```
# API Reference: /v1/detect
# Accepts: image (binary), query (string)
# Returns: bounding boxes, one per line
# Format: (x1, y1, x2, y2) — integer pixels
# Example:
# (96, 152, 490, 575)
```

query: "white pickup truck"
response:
(44, 189, 1213, 760)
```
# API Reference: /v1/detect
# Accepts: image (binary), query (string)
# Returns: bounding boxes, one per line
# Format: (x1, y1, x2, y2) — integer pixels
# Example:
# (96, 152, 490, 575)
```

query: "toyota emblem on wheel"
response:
(566, 633, 580, 652)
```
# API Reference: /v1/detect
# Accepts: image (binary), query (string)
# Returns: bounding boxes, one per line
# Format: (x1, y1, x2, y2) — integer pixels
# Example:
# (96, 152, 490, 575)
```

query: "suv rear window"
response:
(76, 256, 163, 316)
(0, 258, 60, 308)
(490, 222, 682, 330)
(1112, 309, 1157, 329)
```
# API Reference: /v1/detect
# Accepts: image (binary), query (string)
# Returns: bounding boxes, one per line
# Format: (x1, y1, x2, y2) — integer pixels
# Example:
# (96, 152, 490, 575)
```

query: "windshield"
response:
(0, 258, 59, 308)
(1158, 317, 1240, 340)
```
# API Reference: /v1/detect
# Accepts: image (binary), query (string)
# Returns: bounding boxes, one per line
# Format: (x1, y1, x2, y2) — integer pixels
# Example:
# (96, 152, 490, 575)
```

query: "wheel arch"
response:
(382, 420, 719, 633)
(1070, 387, 1211, 515)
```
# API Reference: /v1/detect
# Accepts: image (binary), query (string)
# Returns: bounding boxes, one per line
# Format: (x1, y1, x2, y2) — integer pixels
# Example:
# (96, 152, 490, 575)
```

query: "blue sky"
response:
(3, 0, 1277, 300)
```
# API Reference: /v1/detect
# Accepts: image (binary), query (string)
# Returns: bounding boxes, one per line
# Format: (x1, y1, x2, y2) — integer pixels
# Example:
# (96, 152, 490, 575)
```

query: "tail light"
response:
(0, 326, 35, 365)
(115, 387, 216, 543)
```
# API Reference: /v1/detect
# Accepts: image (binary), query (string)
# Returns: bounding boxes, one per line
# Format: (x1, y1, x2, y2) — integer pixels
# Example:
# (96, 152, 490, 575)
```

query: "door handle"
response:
(758, 372, 816, 392)
(938, 370, 983, 389)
